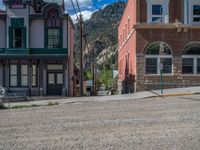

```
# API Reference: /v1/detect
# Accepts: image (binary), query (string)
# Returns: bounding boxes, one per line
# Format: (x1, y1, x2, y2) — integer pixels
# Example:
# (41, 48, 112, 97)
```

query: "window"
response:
(46, 8, 61, 49)
(198, 59, 200, 74)
(128, 18, 130, 33)
(182, 42, 200, 74)
(145, 42, 172, 74)
(146, 0, 169, 23)
(146, 58, 157, 74)
(161, 58, 172, 74)
(10, 65, 18, 87)
(48, 29, 60, 48)
(21, 65, 28, 86)
(152, 5, 163, 22)
(182, 58, 194, 74)
(123, 29, 125, 42)
(32, 65, 37, 87)
(125, 24, 127, 38)
(120, 34, 122, 46)
(13, 28, 23, 48)
(193, 5, 200, 22)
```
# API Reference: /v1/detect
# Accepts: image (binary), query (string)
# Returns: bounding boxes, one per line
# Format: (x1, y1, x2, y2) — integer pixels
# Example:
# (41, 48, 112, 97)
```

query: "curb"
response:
(155, 92, 199, 98)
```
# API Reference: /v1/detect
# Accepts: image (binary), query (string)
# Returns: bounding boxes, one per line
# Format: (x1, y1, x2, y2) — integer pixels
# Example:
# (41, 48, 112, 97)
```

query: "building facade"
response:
(118, 0, 200, 93)
(0, 0, 74, 96)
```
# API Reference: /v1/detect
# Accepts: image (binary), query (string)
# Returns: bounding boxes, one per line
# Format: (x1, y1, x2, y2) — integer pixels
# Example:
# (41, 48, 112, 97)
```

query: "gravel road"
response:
(1, 95, 200, 150)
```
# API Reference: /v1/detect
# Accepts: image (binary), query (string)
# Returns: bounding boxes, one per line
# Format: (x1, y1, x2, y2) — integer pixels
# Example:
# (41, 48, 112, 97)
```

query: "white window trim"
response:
(182, 55, 200, 75)
(187, 0, 200, 24)
(146, 0, 169, 23)
(145, 55, 173, 75)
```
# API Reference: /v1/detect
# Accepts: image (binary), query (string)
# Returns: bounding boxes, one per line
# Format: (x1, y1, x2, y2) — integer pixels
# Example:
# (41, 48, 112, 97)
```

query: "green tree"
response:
(100, 66, 113, 89)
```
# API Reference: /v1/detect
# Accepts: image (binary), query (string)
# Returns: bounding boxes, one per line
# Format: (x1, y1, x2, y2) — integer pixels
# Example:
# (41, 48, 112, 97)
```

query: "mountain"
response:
(74, 1, 126, 69)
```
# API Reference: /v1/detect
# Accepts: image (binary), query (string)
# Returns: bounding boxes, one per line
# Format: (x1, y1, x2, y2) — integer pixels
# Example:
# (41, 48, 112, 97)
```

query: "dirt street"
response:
(1, 95, 200, 150)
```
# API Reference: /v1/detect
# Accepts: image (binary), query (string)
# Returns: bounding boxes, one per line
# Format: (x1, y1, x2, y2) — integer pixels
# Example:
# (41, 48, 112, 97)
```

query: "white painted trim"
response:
(146, 0, 169, 23)
(118, 28, 135, 52)
(187, 0, 200, 24)
(182, 55, 200, 74)
(145, 55, 173, 75)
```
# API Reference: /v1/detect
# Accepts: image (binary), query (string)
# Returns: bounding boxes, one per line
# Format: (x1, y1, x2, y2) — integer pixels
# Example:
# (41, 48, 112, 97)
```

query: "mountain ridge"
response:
(74, 1, 126, 69)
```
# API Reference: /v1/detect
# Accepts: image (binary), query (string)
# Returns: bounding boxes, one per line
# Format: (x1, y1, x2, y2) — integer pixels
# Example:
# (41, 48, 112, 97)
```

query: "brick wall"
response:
(135, 28, 200, 92)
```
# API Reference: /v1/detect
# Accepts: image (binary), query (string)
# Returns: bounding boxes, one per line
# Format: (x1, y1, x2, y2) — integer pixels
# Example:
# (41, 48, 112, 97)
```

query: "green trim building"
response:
(0, 0, 75, 96)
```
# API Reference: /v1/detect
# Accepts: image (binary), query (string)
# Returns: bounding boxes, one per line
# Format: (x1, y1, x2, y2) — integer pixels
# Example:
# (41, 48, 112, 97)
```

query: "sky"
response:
(0, 0, 127, 22)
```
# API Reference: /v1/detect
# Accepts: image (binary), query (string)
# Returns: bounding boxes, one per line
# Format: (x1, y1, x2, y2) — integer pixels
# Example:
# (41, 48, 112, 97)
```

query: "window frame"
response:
(32, 64, 38, 87)
(152, 4, 163, 22)
(146, 0, 169, 23)
(9, 64, 18, 87)
(182, 55, 200, 75)
(193, 5, 200, 22)
(20, 64, 28, 87)
(47, 28, 61, 49)
(145, 55, 172, 75)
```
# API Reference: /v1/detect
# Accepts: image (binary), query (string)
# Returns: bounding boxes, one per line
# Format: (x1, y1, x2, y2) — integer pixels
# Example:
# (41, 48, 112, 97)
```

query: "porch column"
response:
(39, 60, 44, 96)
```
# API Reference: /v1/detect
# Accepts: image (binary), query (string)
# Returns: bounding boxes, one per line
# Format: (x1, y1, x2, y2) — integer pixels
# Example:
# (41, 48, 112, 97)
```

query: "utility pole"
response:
(79, 14, 84, 96)
(92, 52, 95, 96)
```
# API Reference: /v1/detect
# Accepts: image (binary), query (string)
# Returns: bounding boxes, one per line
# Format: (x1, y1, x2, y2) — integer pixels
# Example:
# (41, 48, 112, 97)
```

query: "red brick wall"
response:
(118, 0, 137, 82)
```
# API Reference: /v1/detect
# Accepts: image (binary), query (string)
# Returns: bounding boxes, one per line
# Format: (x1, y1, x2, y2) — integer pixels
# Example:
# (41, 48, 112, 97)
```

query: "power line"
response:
(70, 0, 79, 20)
(75, 0, 81, 14)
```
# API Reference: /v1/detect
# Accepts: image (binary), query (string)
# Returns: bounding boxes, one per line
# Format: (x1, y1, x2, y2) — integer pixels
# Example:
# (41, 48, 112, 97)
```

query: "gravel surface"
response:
(1, 95, 200, 150)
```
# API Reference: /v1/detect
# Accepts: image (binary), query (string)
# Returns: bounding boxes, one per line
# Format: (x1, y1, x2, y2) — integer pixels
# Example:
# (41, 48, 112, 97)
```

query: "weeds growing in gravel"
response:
(47, 101, 59, 106)
(0, 101, 59, 110)
(0, 100, 7, 109)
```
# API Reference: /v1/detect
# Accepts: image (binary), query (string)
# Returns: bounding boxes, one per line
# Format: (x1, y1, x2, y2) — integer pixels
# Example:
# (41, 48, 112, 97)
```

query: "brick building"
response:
(118, 0, 200, 93)
(0, 0, 74, 96)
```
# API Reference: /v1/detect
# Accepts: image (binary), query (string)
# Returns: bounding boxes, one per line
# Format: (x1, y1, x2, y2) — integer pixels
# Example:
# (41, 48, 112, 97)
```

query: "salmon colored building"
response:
(118, 0, 200, 94)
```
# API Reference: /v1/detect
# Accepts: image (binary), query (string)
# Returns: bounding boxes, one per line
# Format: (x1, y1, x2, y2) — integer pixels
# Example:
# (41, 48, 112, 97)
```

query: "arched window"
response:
(46, 8, 61, 49)
(182, 42, 200, 74)
(145, 41, 172, 74)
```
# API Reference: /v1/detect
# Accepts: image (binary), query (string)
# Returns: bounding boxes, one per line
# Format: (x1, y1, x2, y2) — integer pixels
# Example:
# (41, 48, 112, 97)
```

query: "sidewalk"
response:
(5, 86, 200, 107)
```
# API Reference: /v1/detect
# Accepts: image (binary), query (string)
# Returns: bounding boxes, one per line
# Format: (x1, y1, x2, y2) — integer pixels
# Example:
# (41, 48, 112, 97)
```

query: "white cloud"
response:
(70, 9, 97, 23)
(65, 0, 92, 10)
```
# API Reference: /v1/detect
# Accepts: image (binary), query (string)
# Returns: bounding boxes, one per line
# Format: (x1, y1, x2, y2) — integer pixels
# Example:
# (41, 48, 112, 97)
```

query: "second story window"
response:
(9, 18, 26, 48)
(46, 8, 61, 49)
(146, 0, 169, 23)
(152, 5, 163, 22)
(193, 5, 200, 22)
(13, 28, 23, 48)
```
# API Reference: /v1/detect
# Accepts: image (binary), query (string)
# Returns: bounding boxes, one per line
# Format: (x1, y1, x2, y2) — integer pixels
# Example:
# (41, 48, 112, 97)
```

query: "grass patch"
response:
(47, 101, 59, 106)
(10, 104, 40, 109)
(0, 101, 59, 110)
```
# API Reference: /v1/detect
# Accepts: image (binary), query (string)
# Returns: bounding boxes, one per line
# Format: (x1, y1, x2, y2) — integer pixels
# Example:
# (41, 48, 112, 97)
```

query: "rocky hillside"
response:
(75, 1, 126, 69)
